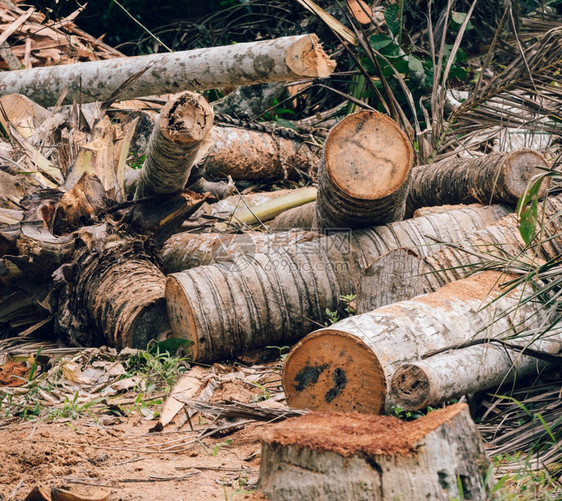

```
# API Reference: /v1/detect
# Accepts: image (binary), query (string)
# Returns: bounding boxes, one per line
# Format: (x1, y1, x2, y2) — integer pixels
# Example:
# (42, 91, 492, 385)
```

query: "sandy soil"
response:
(0, 415, 266, 500)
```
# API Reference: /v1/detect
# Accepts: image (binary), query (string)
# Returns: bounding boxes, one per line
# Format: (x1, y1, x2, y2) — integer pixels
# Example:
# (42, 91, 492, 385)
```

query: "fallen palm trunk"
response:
(159, 230, 320, 273)
(165, 204, 509, 362)
(203, 124, 321, 182)
(134, 92, 213, 198)
(282, 271, 543, 414)
(406, 150, 549, 217)
(258, 404, 490, 501)
(56, 239, 169, 349)
(390, 340, 559, 411)
(357, 194, 562, 313)
(0, 35, 336, 107)
(270, 111, 413, 229)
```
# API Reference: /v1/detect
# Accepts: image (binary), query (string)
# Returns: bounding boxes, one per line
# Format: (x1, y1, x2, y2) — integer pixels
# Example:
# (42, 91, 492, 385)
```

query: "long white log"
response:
(282, 271, 544, 414)
(0, 35, 336, 107)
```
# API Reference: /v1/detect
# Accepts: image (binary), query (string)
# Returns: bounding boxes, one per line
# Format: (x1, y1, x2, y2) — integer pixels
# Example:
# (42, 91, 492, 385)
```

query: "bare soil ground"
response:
(0, 417, 264, 500)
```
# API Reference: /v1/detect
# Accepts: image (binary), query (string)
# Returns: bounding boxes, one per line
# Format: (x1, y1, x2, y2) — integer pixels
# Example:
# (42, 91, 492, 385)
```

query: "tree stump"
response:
(258, 404, 490, 501)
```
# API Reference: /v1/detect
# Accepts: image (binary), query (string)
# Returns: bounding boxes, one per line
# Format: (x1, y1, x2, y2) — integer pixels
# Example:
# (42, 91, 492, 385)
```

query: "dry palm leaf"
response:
(441, 26, 562, 156)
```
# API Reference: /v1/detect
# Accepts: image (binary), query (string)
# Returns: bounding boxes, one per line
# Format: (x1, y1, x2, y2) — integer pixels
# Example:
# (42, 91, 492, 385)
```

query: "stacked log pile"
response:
(0, 14, 559, 498)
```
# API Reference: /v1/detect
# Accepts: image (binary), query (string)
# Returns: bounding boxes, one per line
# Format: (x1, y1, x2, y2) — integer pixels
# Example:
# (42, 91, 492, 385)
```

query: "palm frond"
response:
(441, 25, 562, 155)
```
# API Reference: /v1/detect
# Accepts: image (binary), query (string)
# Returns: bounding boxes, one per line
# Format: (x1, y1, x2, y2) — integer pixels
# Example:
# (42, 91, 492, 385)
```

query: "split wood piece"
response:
(64, 116, 138, 202)
(282, 271, 542, 414)
(159, 230, 321, 273)
(0, 94, 49, 139)
(134, 92, 213, 199)
(390, 341, 558, 411)
(406, 150, 550, 217)
(0, 35, 336, 107)
(358, 194, 562, 313)
(203, 124, 321, 182)
(271, 111, 413, 230)
(165, 204, 509, 362)
(258, 404, 490, 501)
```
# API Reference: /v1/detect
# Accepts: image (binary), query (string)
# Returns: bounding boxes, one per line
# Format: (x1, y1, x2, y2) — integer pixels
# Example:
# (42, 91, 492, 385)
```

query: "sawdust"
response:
(264, 403, 468, 458)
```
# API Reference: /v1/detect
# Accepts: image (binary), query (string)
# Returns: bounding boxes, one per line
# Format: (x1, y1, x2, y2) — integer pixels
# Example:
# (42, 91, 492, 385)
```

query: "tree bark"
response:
(363, 194, 562, 310)
(406, 150, 549, 217)
(270, 111, 413, 230)
(203, 124, 321, 182)
(0, 35, 336, 107)
(390, 342, 557, 411)
(258, 404, 490, 501)
(356, 248, 430, 314)
(134, 92, 213, 199)
(159, 230, 320, 273)
(282, 271, 542, 414)
(55, 233, 169, 349)
(165, 204, 509, 362)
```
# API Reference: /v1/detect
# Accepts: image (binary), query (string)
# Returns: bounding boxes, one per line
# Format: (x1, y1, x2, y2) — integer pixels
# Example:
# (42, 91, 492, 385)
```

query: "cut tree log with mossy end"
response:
(390, 341, 558, 412)
(202, 125, 321, 182)
(165, 204, 509, 362)
(134, 92, 213, 199)
(159, 230, 321, 273)
(258, 404, 490, 501)
(270, 111, 413, 230)
(406, 150, 550, 217)
(0, 35, 336, 107)
(282, 271, 543, 415)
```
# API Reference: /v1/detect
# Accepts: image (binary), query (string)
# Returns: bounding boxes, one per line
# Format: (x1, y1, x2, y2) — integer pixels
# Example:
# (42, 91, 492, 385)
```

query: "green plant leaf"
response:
(369, 34, 393, 51)
(516, 176, 546, 244)
(384, 3, 401, 38)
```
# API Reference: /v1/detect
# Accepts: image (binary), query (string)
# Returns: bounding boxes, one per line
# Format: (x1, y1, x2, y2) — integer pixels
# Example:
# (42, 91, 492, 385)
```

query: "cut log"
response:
(282, 271, 543, 414)
(270, 111, 413, 229)
(0, 35, 336, 107)
(361, 194, 562, 312)
(159, 230, 320, 273)
(55, 231, 169, 349)
(165, 204, 509, 362)
(203, 124, 321, 182)
(390, 342, 558, 411)
(212, 82, 287, 119)
(258, 404, 490, 501)
(134, 92, 213, 199)
(406, 150, 550, 217)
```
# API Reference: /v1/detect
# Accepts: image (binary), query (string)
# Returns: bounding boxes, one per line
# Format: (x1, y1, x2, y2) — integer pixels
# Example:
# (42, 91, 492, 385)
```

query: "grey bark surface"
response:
(159, 230, 320, 273)
(134, 91, 213, 198)
(212, 82, 287, 119)
(258, 404, 490, 501)
(0, 35, 335, 107)
(282, 271, 543, 414)
(359, 195, 562, 312)
(165, 204, 509, 362)
(406, 150, 549, 216)
(356, 248, 429, 313)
